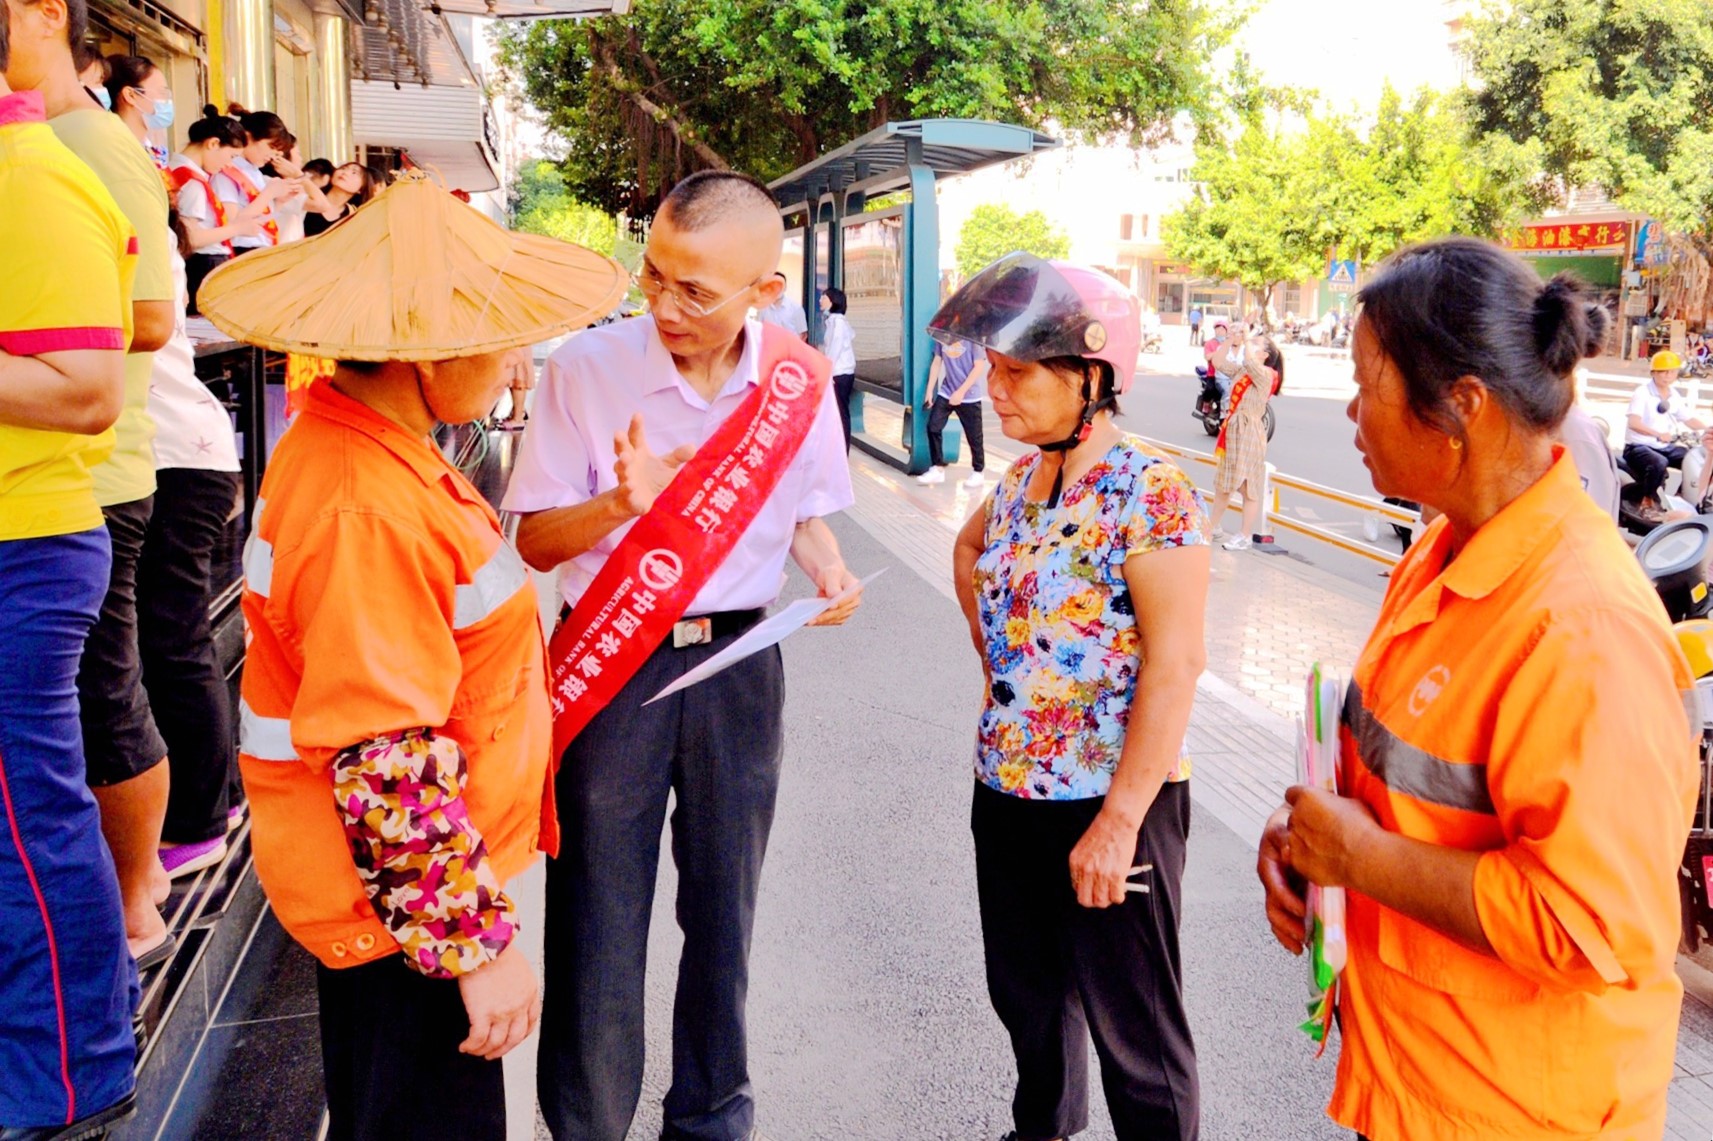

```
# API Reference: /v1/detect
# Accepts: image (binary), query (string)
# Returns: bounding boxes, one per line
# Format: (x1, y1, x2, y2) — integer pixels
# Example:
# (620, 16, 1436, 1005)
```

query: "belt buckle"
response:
(672, 617, 712, 648)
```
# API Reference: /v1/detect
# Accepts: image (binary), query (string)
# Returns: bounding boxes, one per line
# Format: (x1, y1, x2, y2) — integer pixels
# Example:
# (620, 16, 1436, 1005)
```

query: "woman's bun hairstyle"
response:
(1356, 237, 1588, 440)
(1532, 274, 1595, 377)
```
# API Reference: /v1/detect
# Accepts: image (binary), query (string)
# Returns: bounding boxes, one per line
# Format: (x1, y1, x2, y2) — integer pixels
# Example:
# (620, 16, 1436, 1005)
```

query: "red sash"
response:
(170, 161, 233, 254)
(220, 165, 277, 245)
(546, 324, 832, 759)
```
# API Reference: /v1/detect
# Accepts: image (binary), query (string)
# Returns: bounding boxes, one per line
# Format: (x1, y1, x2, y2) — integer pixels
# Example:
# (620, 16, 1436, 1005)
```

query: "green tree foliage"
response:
(509, 159, 619, 255)
(954, 204, 1070, 280)
(1461, 0, 1713, 233)
(495, 0, 1228, 218)
(1164, 87, 1534, 308)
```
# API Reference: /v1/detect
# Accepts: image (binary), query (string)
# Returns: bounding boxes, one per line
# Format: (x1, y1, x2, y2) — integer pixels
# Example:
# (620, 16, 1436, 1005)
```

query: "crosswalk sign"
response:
(1327, 260, 1357, 292)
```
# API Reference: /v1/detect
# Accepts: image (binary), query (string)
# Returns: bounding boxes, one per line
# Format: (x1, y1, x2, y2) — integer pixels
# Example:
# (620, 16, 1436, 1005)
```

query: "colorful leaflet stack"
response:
(1296, 663, 1347, 1054)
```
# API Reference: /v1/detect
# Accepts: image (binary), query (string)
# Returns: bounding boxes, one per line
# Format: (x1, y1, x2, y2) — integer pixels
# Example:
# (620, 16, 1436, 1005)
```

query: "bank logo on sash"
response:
(639, 549, 684, 592)
(544, 326, 834, 759)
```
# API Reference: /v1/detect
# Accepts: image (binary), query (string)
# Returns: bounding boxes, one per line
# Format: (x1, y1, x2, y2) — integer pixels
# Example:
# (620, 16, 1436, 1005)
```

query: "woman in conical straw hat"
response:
(198, 171, 626, 1141)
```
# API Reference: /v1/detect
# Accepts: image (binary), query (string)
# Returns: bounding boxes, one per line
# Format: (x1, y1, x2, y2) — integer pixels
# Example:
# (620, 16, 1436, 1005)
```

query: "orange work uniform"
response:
(237, 383, 555, 967)
(1332, 450, 1698, 1140)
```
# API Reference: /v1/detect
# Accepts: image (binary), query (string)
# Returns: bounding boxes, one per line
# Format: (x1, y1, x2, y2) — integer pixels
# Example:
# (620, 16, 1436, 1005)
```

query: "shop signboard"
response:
(1504, 220, 1629, 254)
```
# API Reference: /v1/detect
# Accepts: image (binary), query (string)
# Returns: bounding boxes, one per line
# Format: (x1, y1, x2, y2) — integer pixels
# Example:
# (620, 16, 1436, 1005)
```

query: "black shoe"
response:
(0, 1093, 137, 1141)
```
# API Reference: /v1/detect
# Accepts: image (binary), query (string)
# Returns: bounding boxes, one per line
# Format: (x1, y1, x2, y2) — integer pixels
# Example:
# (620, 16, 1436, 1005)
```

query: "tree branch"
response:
(587, 29, 730, 171)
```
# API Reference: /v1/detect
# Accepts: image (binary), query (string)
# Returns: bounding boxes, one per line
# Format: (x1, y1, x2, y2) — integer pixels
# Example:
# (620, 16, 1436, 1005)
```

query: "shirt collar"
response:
(1439, 445, 1579, 601)
(0, 90, 46, 128)
(301, 382, 487, 507)
(641, 315, 762, 402)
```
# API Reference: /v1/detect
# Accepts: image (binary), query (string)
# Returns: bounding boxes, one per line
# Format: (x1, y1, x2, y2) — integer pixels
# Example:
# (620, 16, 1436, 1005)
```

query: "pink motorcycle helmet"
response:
(927, 252, 1141, 394)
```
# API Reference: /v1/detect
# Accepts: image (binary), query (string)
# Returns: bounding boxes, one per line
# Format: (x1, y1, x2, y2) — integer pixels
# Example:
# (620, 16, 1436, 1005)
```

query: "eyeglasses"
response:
(634, 265, 764, 319)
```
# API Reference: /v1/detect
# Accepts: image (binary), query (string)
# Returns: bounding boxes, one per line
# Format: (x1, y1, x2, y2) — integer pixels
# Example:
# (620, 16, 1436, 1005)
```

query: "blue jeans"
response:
(0, 527, 136, 1128)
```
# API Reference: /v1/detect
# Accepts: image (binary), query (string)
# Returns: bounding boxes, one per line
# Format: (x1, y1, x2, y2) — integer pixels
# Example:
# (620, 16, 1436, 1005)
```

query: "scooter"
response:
(1635, 518, 1713, 952)
(1193, 364, 1276, 441)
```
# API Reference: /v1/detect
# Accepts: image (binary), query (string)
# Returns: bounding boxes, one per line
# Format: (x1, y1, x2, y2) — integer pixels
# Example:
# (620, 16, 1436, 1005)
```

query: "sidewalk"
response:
(838, 436, 1713, 1140)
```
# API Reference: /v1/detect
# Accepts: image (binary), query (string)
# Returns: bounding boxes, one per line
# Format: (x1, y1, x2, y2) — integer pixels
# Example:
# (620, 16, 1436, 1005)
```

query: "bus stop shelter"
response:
(767, 119, 1057, 473)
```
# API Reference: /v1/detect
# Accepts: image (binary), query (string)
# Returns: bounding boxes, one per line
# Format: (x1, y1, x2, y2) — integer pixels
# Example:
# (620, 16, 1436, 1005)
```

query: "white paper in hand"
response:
(644, 569, 886, 706)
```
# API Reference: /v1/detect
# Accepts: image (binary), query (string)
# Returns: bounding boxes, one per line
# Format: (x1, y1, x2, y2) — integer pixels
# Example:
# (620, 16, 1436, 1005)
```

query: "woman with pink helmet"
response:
(945, 253, 1210, 1141)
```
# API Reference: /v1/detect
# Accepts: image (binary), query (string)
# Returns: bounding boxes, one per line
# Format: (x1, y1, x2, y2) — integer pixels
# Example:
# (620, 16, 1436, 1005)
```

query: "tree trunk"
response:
(587, 30, 730, 171)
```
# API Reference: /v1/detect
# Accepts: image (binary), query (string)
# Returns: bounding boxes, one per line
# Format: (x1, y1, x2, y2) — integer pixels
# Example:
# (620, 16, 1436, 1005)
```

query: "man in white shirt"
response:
(754, 271, 808, 341)
(1623, 351, 1705, 514)
(503, 170, 859, 1141)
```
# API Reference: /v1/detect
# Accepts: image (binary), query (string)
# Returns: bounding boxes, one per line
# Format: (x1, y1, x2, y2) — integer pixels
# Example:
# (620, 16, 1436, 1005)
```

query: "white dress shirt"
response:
(212, 156, 274, 249)
(756, 297, 808, 338)
(502, 316, 854, 614)
(821, 313, 856, 374)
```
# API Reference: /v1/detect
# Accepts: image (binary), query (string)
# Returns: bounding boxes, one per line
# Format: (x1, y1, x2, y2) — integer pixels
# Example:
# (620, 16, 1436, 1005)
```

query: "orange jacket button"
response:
(355, 933, 376, 952)
(331, 941, 348, 958)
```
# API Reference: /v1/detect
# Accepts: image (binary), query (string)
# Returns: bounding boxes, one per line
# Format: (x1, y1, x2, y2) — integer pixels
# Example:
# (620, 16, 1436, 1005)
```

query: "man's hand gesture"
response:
(613, 414, 695, 519)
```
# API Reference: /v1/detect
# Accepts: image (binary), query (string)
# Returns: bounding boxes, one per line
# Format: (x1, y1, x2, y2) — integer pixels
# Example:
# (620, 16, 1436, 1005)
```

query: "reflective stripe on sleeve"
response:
(1343, 683, 1496, 815)
(453, 542, 529, 629)
(242, 497, 273, 598)
(239, 698, 298, 762)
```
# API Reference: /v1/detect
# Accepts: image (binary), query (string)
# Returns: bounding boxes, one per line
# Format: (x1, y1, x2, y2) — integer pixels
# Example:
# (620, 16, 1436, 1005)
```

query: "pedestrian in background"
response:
(103, 53, 171, 169)
(1622, 350, 1703, 520)
(756, 271, 809, 341)
(1188, 304, 1202, 346)
(1207, 330, 1281, 550)
(917, 335, 989, 488)
(305, 161, 372, 237)
(0, 15, 140, 1131)
(138, 219, 243, 881)
(211, 109, 292, 253)
(168, 107, 267, 312)
(8, 0, 180, 966)
(820, 285, 857, 451)
(1258, 239, 1696, 1141)
(946, 253, 1208, 1141)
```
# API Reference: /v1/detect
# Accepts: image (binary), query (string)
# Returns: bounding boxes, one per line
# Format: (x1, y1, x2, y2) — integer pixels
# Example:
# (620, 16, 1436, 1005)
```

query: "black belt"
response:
(556, 606, 763, 648)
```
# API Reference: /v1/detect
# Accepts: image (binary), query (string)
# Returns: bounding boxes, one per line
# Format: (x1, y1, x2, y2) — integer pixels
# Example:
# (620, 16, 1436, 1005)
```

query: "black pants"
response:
(538, 631, 785, 1141)
(184, 253, 229, 316)
(1188, 323, 1200, 345)
(137, 469, 240, 843)
(78, 496, 167, 787)
(318, 955, 505, 1141)
(833, 372, 856, 453)
(972, 780, 1199, 1141)
(1622, 443, 1687, 503)
(926, 396, 986, 471)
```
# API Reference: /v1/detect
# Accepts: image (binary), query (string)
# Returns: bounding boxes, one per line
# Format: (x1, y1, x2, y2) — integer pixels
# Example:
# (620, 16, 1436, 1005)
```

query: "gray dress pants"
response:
(538, 629, 785, 1141)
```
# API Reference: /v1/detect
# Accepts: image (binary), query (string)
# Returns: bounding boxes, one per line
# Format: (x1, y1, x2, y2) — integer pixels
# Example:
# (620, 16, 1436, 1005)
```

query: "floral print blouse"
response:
(973, 437, 1209, 800)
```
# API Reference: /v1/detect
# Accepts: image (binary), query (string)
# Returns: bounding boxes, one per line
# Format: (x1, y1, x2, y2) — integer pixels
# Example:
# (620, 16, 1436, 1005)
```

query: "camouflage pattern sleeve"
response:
(331, 728, 518, 978)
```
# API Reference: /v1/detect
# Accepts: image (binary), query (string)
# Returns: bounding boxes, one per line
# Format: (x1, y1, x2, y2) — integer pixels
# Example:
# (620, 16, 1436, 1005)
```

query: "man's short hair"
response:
(659, 170, 778, 232)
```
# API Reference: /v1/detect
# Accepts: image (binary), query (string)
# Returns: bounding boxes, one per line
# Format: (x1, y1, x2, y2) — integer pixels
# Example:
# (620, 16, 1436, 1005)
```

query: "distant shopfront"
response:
(1504, 218, 1635, 289)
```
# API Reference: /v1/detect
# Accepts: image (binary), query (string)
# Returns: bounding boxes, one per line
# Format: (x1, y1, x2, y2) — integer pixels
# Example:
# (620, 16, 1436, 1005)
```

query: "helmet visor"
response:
(928, 253, 1100, 363)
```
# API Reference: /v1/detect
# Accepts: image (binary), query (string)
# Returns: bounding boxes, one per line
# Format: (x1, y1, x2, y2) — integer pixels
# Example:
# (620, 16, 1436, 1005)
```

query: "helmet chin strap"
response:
(1036, 374, 1099, 509)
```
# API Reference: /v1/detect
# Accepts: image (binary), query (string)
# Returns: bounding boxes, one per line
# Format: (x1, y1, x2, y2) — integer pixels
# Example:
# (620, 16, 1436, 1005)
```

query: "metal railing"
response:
(1137, 436, 1418, 566)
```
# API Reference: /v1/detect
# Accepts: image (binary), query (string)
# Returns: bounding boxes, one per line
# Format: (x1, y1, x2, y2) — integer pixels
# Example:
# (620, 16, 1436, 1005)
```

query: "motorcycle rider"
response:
(1623, 350, 1705, 520)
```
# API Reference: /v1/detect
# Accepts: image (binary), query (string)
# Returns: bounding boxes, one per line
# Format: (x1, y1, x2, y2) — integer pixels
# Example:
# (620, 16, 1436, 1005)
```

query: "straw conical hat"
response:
(198, 171, 629, 361)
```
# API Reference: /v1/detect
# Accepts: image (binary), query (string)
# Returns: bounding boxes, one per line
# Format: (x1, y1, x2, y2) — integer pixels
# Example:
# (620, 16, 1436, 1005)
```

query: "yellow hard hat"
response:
(1678, 619, 1713, 679)
(1652, 350, 1685, 372)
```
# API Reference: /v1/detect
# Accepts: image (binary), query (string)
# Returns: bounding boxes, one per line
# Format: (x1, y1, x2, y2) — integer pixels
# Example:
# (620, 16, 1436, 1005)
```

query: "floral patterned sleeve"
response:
(332, 728, 517, 978)
(1121, 457, 1211, 558)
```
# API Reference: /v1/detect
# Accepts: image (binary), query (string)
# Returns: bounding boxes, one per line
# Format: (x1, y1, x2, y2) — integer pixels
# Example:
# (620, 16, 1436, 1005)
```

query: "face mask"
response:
(140, 94, 175, 130)
(87, 85, 112, 110)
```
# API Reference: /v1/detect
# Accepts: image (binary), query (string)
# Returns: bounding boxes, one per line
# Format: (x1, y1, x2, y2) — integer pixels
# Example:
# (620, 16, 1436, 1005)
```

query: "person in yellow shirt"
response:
(1258, 238, 1698, 1140)
(0, 11, 141, 1135)
(5, 0, 176, 966)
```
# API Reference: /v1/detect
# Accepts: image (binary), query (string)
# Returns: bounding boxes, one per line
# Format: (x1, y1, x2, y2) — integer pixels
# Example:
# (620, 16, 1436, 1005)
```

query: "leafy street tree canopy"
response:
(509, 158, 620, 255)
(954, 204, 1071, 281)
(1461, 0, 1713, 237)
(496, 0, 1228, 218)
(1163, 86, 1537, 311)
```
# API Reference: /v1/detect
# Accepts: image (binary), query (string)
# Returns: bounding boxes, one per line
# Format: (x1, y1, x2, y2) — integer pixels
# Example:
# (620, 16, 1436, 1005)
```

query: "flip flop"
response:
(133, 932, 177, 973)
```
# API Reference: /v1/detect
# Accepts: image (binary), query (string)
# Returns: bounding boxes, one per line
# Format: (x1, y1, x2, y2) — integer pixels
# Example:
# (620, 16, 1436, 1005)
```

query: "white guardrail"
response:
(1137, 436, 1418, 567)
